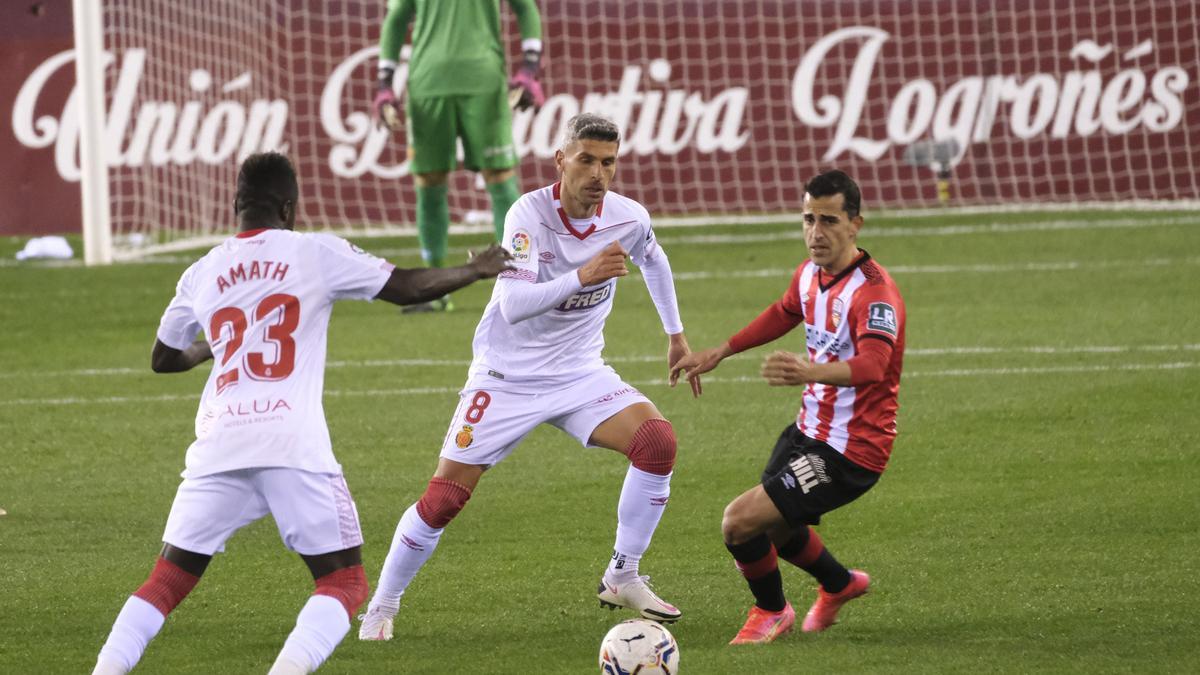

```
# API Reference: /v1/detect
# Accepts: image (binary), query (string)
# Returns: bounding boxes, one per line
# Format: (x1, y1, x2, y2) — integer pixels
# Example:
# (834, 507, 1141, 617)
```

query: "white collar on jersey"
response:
(552, 181, 605, 240)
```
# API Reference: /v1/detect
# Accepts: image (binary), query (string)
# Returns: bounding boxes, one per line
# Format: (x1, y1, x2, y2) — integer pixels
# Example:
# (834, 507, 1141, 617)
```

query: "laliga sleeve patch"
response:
(509, 230, 531, 262)
(866, 302, 898, 337)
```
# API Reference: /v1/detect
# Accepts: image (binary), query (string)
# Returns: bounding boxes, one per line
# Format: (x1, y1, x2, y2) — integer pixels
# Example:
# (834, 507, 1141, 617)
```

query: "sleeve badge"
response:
(866, 302, 898, 336)
(510, 230, 531, 262)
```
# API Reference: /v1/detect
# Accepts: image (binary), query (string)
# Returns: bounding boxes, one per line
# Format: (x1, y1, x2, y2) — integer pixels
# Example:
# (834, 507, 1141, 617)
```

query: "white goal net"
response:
(82, 0, 1200, 262)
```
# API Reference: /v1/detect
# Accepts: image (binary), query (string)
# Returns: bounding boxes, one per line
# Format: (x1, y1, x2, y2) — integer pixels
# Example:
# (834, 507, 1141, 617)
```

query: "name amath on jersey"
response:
(90, 153, 511, 675)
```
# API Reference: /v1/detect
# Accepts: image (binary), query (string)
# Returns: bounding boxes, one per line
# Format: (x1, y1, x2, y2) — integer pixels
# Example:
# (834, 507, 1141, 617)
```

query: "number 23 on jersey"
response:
(210, 293, 301, 393)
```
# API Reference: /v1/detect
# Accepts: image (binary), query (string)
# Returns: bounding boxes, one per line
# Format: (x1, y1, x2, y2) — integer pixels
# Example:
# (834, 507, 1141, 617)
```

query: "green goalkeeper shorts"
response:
(405, 85, 517, 174)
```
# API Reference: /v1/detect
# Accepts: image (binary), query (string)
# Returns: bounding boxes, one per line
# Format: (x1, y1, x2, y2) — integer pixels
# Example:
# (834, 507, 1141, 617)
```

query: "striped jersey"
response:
(782, 253, 905, 472)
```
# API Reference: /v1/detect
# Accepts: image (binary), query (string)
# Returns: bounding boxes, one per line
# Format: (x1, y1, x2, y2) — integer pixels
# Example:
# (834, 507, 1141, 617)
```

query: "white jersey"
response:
(156, 228, 393, 478)
(468, 183, 671, 392)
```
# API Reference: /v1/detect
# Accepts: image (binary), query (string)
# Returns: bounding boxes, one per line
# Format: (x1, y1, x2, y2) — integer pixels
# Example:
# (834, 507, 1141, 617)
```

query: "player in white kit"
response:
(90, 153, 511, 675)
(360, 114, 699, 640)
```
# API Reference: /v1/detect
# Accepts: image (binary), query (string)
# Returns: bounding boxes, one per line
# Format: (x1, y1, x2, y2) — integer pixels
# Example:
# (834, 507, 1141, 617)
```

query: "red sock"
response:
(133, 557, 200, 616)
(314, 564, 369, 617)
(780, 526, 824, 567)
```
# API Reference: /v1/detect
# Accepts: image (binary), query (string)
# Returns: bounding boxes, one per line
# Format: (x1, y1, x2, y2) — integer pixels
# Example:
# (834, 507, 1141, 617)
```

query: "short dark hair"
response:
(561, 113, 620, 146)
(804, 169, 862, 219)
(235, 152, 298, 218)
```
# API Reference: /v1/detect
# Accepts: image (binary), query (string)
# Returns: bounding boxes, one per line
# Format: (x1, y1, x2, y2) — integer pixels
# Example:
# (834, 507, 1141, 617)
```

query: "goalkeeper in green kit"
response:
(374, 0, 545, 313)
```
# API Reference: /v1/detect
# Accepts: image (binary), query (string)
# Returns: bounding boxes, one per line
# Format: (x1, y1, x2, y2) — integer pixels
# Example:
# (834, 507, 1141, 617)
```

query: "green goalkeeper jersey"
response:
(381, 0, 542, 98)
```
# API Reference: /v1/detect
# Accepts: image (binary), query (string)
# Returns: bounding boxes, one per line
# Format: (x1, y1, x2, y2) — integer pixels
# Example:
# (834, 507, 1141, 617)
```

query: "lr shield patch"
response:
(510, 230, 531, 262)
(867, 302, 898, 336)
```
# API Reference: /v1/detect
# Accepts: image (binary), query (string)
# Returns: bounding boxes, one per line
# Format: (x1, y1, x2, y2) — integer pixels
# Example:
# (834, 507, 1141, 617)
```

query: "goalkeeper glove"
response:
(508, 50, 545, 111)
(373, 65, 402, 131)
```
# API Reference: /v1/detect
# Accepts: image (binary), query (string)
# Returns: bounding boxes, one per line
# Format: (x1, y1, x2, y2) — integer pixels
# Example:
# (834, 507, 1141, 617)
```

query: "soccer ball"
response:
(598, 619, 680, 675)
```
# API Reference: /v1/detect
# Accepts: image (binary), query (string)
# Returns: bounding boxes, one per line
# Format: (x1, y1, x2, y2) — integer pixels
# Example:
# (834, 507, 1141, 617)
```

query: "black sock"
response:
(726, 535, 787, 612)
(777, 529, 852, 593)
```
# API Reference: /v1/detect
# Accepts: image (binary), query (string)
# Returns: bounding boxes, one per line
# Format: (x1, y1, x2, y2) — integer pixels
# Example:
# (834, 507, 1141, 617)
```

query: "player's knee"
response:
(414, 171, 449, 188)
(721, 501, 755, 545)
(314, 564, 369, 618)
(133, 557, 201, 617)
(626, 418, 676, 476)
(415, 476, 473, 529)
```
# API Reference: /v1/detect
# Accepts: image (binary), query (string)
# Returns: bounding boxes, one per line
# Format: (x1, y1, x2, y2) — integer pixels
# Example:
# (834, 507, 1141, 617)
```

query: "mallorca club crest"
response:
(510, 230, 531, 262)
(455, 424, 474, 449)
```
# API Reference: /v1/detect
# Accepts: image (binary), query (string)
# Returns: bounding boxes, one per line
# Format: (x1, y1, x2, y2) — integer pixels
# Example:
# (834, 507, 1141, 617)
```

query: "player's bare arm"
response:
(666, 333, 702, 397)
(669, 342, 735, 397)
(761, 350, 853, 387)
(576, 241, 629, 286)
(150, 339, 213, 373)
(374, 244, 513, 306)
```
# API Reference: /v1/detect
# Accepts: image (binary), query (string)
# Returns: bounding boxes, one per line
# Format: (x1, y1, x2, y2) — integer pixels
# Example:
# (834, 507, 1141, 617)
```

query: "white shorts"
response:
(439, 366, 651, 467)
(162, 467, 363, 556)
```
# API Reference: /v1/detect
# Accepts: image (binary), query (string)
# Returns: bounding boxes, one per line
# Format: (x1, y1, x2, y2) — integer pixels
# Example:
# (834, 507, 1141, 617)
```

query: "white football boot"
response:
(597, 573, 682, 623)
(357, 606, 396, 641)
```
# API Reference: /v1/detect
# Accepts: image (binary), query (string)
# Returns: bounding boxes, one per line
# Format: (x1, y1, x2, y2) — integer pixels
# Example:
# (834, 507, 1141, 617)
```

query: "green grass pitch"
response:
(1, 209, 1197, 673)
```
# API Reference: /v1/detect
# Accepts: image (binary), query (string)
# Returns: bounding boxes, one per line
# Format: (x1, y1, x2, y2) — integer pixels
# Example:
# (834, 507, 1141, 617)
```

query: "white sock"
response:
(94, 596, 165, 674)
(607, 466, 672, 580)
(369, 503, 445, 614)
(269, 595, 349, 674)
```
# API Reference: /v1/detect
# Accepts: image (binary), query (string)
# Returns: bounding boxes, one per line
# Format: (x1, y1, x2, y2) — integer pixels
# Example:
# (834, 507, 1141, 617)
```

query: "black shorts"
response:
(761, 423, 880, 527)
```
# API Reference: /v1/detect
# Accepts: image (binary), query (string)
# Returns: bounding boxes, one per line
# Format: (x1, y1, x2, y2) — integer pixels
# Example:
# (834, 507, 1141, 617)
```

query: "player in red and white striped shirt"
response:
(670, 170, 905, 644)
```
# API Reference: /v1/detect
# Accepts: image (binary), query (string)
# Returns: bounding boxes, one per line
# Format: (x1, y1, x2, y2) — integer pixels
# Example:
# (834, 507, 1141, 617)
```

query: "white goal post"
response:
(72, 0, 113, 265)
(73, 1, 1200, 264)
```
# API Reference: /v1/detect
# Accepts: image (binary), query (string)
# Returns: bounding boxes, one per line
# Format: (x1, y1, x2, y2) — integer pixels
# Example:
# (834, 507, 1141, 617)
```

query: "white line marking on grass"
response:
(6, 214, 1185, 268)
(905, 344, 1200, 356)
(906, 362, 1199, 377)
(3, 361, 1195, 407)
(5, 344, 1199, 380)
(668, 256, 1200, 281)
(655, 215, 1199, 246)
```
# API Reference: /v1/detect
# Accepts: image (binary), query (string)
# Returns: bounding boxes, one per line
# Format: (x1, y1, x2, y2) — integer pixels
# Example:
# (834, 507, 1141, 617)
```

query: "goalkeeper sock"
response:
(485, 177, 520, 242)
(416, 183, 450, 268)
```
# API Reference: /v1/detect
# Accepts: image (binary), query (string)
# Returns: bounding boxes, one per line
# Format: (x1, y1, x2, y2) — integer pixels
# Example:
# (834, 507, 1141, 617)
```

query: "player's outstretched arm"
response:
(151, 338, 213, 373)
(669, 342, 734, 397)
(666, 332, 703, 398)
(761, 351, 853, 387)
(374, 245, 513, 306)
